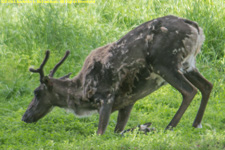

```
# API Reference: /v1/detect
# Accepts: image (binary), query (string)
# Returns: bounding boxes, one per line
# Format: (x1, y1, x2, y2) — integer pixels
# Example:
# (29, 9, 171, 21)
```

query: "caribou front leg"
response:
(97, 97, 114, 135)
(114, 104, 134, 133)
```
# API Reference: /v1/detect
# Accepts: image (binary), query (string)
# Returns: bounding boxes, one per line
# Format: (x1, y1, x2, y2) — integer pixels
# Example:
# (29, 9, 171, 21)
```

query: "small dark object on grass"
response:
(120, 122, 156, 135)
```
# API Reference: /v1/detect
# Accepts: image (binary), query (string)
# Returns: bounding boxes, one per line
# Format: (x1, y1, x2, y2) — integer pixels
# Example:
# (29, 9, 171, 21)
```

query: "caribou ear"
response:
(42, 76, 53, 90)
(59, 73, 72, 80)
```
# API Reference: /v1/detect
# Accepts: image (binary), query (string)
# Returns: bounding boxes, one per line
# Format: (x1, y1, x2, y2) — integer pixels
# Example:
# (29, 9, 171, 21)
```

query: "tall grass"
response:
(0, 0, 225, 149)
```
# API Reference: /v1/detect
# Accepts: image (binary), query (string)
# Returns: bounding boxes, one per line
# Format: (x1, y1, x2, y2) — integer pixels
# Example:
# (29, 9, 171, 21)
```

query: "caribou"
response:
(22, 15, 213, 135)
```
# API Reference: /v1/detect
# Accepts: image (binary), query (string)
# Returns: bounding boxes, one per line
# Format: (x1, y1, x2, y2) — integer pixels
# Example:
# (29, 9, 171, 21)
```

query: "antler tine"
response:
(29, 50, 50, 83)
(49, 50, 70, 77)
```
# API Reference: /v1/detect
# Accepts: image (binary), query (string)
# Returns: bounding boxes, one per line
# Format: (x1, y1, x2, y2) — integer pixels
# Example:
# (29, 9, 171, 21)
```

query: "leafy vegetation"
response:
(0, 0, 225, 149)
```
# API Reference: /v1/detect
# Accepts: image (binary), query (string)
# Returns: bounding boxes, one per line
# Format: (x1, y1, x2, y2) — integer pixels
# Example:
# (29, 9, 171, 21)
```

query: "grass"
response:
(0, 0, 225, 149)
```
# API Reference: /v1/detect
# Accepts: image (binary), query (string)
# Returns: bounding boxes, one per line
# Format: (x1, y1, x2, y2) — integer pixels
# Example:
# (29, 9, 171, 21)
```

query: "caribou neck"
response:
(50, 76, 83, 108)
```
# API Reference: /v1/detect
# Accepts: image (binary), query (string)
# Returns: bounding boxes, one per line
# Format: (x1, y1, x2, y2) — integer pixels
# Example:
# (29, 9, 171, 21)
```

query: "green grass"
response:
(0, 0, 225, 149)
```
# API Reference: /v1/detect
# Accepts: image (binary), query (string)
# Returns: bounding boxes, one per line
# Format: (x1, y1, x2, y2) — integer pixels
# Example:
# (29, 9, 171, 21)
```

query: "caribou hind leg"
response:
(184, 69, 213, 128)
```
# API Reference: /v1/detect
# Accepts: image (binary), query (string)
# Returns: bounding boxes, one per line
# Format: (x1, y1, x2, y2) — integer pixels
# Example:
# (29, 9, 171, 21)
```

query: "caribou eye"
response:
(34, 91, 40, 98)
(34, 88, 42, 98)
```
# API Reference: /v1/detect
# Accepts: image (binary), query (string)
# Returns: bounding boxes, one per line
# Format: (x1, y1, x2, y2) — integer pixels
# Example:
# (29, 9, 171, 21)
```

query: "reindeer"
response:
(22, 15, 213, 135)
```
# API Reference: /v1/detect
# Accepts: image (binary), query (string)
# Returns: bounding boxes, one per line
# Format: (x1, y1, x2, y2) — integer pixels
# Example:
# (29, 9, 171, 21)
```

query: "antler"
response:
(29, 50, 50, 83)
(49, 50, 70, 77)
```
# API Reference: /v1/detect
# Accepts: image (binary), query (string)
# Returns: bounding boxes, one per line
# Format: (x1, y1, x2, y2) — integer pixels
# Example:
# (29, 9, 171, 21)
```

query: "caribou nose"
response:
(21, 113, 34, 123)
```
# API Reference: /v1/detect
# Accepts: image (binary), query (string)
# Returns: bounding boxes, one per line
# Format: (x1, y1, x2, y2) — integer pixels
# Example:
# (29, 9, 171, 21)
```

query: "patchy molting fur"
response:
(74, 15, 205, 112)
(180, 26, 205, 73)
